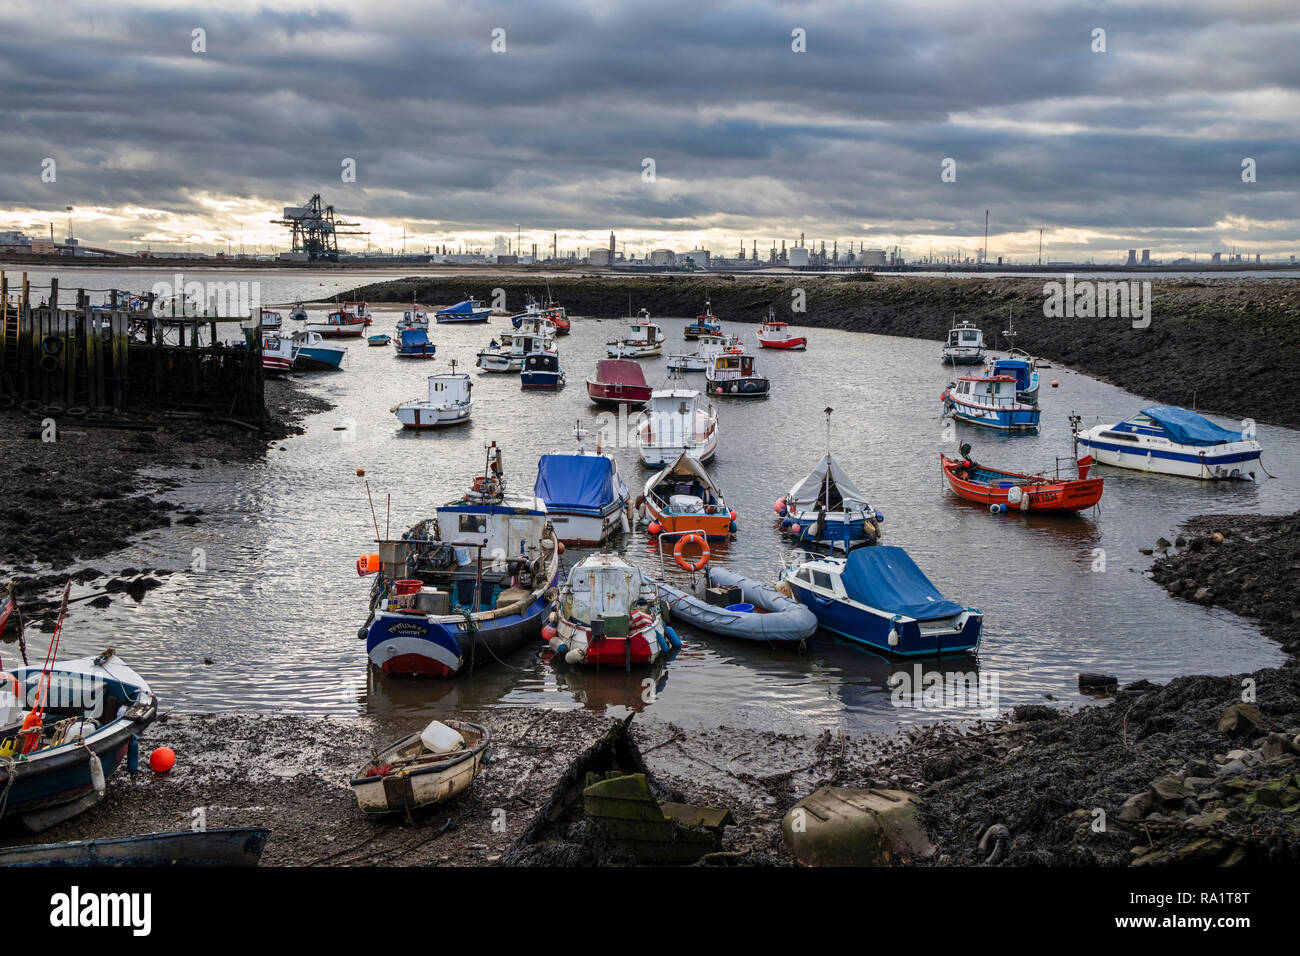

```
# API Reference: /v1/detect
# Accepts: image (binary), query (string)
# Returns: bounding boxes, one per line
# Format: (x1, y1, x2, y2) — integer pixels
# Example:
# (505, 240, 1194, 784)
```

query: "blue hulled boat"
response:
(782, 546, 982, 656)
(394, 327, 435, 359)
(780, 453, 883, 551)
(942, 368, 1040, 430)
(435, 296, 491, 324)
(520, 350, 565, 390)
(361, 444, 561, 677)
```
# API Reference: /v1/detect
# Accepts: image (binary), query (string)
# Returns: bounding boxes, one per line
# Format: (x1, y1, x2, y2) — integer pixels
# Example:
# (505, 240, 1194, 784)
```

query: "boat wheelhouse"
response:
(397, 308, 430, 332)
(781, 452, 882, 551)
(261, 331, 297, 373)
(942, 320, 985, 365)
(477, 330, 555, 373)
(756, 308, 807, 350)
(533, 437, 630, 545)
(705, 351, 769, 397)
(520, 350, 566, 391)
(641, 451, 735, 539)
(307, 309, 367, 338)
(684, 300, 722, 339)
(548, 554, 670, 667)
(541, 298, 571, 335)
(343, 301, 373, 324)
(1074, 405, 1262, 480)
(941, 371, 1041, 431)
(586, 359, 652, 408)
(607, 317, 665, 358)
(289, 302, 308, 322)
(259, 308, 283, 330)
(393, 369, 472, 429)
(636, 386, 719, 465)
(362, 444, 561, 677)
(782, 547, 982, 656)
(436, 296, 491, 323)
(990, 357, 1039, 406)
(667, 332, 742, 372)
(394, 327, 435, 359)
(289, 329, 346, 370)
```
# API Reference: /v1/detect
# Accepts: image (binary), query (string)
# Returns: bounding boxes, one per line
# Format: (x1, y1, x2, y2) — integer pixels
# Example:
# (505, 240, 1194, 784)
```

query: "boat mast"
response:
(824, 406, 833, 514)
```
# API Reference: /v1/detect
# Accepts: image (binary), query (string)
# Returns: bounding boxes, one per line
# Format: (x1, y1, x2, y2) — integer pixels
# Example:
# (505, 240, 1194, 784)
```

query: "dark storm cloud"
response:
(0, 0, 1296, 256)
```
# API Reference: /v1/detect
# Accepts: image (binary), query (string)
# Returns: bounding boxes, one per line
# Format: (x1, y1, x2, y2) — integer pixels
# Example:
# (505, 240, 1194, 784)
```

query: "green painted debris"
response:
(583, 771, 732, 864)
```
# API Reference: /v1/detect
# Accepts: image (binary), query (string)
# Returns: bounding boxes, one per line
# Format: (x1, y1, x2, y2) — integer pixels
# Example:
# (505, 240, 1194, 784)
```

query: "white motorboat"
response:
(394, 368, 473, 429)
(636, 385, 719, 465)
(941, 320, 986, 365)
(1074, 406, 1262, 480)
(607, 312, 665, 358)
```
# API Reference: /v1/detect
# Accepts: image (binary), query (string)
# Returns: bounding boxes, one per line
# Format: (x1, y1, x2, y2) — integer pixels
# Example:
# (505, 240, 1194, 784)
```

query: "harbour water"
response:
(24, 269, 1297, 736)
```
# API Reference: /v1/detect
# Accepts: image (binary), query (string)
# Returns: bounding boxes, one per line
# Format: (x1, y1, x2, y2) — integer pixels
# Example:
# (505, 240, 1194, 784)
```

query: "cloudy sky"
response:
(1, 0, 1296, 262)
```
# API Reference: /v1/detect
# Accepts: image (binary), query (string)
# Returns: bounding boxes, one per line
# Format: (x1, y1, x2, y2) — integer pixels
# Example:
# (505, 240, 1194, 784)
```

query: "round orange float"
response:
(673, 533, 711, 572)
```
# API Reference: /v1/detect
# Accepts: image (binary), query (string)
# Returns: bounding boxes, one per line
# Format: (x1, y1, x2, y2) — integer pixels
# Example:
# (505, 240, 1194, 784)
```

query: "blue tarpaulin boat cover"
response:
(841, 546, 966, 621)
(400, 328, 429, 346)
(1143, 406, 1243, 447)
(534, 455, 618, 513)
(437, 299, 477, 315)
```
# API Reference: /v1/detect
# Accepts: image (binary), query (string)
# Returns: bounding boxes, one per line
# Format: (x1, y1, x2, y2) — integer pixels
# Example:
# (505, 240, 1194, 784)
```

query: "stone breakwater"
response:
(345, 274, 1300, 429)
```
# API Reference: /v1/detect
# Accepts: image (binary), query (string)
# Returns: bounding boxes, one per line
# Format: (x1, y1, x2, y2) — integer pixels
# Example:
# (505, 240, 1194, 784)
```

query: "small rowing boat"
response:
(350, 720, 490, 814)
(940, 446, 1104, 513)
(0, 827, 270, 867)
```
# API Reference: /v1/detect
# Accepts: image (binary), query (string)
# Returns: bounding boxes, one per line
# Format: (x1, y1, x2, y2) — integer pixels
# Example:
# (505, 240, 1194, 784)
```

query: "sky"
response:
(0, 0, 1297, 262)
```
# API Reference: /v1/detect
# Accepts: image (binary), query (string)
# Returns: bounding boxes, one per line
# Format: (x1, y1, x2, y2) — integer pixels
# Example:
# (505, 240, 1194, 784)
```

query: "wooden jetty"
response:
(0, 272, 266, 426)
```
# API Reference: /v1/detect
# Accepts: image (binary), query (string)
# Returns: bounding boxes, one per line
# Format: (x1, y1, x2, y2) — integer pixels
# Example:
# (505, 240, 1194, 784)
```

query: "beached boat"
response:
(940, 446, 1104, 512)
(533, 433, 630, 545)
(586, 359, 652, 408)
(477, 330, 554, 373)
(547, 554, 673, 667)
(757, 308, 807, 350)
(393, 326, 435, 359)
(436, 296, 491, 323)
(350, 719, 490, 814)
(782, 546, 982, 656)
(607, 314, 665, 358)
(343, 301, 373, 325)
(259, 308, 283, 330)
(942, 320, 986, 365)
(397, 307, 429, 332)
(289, 302, 308, 322)
(640, 452, 735, 539)
(520, 350, 565, 390)
(360, 444, 561, 676)
(1, 649, 157, 831)
(541, 298, 571, 335)
(684, 300, 722, 339)
(0, 828, 270, 867)
(306, 308, 367, 338)
(368, 333, 391, 347)
(289, 329, 346, 370)
(261, 331, 297, 373)
(393, 368, 472, 429)
(1074, 405, 1263, 480)
(654, 566, 817, 644)
(942, 369, 1041, 431)
(780, 449, 883, 551)
(637, 384, 719, 465)
(667, 332, 742, 372)
(705, 350, 769, 397)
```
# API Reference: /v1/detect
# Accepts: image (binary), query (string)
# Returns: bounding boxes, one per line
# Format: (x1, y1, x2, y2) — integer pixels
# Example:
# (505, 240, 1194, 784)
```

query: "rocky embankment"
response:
(346, 274, 1300, 430)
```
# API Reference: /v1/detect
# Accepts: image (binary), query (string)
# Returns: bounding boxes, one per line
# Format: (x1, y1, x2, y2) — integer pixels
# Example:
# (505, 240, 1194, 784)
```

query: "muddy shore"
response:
(346, 274, 1300, 429)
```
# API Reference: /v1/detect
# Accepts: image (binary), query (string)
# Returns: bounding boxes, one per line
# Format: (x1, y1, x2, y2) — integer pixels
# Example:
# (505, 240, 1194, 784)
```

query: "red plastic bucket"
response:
(394, 579, 422, 596)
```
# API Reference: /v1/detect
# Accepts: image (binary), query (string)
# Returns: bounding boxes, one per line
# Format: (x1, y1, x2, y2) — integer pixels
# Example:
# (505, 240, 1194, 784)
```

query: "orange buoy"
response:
(673, 533, 711, 572)
(20, 711, 42, 754)
(150, 747, 176, 773)
(542, 624, 558, 642)
(647, 521, 662, 536)
(1051, 380, 1059, 388)
(556, 541, 566, 555)
(773, 497, 786, 514)
(356, 553, 381, 576)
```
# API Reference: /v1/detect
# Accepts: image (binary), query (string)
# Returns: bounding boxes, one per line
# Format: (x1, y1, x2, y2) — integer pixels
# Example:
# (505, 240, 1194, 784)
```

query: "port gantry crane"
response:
(271, 194, 369, 261)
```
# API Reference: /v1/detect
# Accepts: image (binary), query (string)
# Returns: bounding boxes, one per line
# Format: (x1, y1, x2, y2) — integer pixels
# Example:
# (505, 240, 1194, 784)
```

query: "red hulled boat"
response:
(586, 359, 652, 408)
(756, 308, 806, 350)
(940, 451, 1104, 512)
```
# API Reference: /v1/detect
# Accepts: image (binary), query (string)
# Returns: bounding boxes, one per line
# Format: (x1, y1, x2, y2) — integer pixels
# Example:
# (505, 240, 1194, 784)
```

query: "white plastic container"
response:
(420, 720, 465, 754)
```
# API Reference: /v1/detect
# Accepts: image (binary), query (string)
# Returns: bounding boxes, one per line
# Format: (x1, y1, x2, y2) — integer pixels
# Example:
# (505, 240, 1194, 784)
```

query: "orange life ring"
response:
(673, 533, 710, 572)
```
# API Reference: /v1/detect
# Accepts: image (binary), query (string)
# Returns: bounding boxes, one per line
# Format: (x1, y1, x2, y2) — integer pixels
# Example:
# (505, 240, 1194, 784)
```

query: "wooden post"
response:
(50, 278, 58, 310)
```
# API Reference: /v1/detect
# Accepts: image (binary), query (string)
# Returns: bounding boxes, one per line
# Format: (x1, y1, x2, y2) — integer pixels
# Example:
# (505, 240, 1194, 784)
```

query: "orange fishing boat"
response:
(638, 452, 736, 539)
(940, 448, 1104, 513)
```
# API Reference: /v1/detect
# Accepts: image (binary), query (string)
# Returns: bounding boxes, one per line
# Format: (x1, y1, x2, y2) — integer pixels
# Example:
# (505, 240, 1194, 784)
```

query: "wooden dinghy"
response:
(349, 719, 490, 815)
(940, 447, 1103, 513)
(0, 827, 270, 867)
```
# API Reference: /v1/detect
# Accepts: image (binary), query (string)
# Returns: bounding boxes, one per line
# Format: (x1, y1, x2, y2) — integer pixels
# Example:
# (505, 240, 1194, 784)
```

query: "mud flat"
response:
(347, 274, 1300, 429)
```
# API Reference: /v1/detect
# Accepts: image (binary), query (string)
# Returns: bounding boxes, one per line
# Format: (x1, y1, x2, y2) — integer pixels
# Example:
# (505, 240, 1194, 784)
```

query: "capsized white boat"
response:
(1074, 405, 1262, 480)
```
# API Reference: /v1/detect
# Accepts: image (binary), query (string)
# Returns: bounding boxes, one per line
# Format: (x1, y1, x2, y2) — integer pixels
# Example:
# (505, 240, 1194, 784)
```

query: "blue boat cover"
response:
(993, 359, 1031, 391)
(841, 546, 966, 621)
(400, 328, 429, 346)
(437, 299, 478, 315)
(534, 455, 616, 512)
(1142, 405, 1242, 447)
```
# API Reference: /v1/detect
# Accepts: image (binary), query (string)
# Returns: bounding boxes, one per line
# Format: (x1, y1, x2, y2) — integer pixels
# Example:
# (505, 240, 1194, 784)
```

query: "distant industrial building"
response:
(1140, 249, 1150, 265)
(676, 249, 710, 269)
(649, 248, 675, 266)
(858, 248, 887, 267)
(787, 247, 810, 267)
(587, 248, 612, 266)
(1126, 249, 1137, 266)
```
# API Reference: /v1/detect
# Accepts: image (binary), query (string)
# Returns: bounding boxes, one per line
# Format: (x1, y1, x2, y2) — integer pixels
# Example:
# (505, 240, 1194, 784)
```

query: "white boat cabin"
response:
(559, 554, 655, 626)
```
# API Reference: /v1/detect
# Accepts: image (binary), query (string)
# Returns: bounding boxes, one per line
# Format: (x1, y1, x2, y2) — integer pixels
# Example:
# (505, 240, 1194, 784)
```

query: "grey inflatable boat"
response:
(654, 566, 818, 643)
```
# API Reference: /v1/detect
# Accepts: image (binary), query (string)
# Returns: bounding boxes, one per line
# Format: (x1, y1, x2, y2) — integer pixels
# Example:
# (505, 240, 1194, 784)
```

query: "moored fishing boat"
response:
(367, 333, 391, 347)
(520, 349, 565, 390)
(607, 313, 665, 358)
(990, 357, 1039, 406)
(586, 359, 652, 407)
(778, 409, 882, 551)
(1074, 405, 1262, 480)
(359, 444, 561, 676)
(393, 326, 435, 359)
(289, 302, 308, 322)
(343, 301, 373, 325)
(349, 719, 490, 814)
(639, 451, 735, 539)
(261, 331, 298, 373)
(306, 308, 367, 338)
(705, 350, 769, 397)
(436, 296, 491, 323)
(396, 308, 429, 332)
(289, 329, 346, 370)
(684, 299, 722, 339)
(667, 332, 741, 372)
(940, 445, 1104, 512)
(0, 828, 270, 867)
(636, 382, 719, 465)
(546, 554, 674, 667)
(941, 369, 1040, 431)
(393, 366, 472, 429)
(533, 430, 630, 545)
(756, 307, 807, 350)
(477, 330, 554, 373)
(942, 320, 986, 364)
(782, 546, 982, 656)
(259, 308, 283, 330)
(2, 638, 158, 831)
(541, 297, 571, 335)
